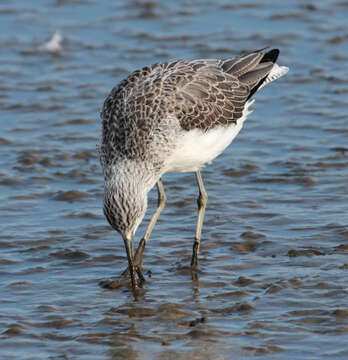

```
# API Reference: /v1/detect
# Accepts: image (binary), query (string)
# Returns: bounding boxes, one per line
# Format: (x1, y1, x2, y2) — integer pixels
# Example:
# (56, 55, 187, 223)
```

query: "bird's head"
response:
(102, 164, 149, 241)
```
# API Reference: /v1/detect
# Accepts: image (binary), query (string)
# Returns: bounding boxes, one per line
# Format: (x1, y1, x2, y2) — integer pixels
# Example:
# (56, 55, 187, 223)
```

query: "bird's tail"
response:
(222, 48, 288, 100)
(244, 49, 289, 99)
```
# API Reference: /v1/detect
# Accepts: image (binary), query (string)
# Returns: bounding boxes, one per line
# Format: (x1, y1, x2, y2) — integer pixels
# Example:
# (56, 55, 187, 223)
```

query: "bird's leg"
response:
(191, 170, 208, 268)
(135, 178, 166, 268)
(122, 179, 167, 283)
(123, 235, 137, 291)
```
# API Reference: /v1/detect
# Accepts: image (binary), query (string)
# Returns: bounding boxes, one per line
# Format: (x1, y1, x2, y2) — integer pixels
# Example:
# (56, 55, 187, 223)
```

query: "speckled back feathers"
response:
(100, 49, 283, 168)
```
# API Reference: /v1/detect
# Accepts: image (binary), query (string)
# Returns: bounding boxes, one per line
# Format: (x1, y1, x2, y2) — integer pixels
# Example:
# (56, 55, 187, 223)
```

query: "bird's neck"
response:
(103, 160, 158, 196)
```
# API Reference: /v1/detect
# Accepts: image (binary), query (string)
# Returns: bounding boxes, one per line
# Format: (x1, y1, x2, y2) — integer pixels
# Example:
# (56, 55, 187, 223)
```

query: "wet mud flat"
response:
(0, 0, 348, 359)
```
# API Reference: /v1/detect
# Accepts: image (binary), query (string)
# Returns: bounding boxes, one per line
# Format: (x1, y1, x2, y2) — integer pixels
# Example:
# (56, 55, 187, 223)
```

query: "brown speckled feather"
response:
(100, 49, 280, 166)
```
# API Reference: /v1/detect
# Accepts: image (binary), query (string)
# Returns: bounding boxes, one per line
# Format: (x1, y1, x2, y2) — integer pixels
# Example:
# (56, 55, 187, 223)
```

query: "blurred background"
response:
(0, 0, 347, 359)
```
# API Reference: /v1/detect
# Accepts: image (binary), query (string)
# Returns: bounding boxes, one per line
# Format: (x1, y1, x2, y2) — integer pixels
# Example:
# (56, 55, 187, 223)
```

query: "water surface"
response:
(0, 0, 347, 359)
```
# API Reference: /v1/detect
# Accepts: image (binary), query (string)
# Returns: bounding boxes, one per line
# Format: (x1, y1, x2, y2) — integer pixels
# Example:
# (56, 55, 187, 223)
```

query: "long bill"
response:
(123, 235, 137, 291)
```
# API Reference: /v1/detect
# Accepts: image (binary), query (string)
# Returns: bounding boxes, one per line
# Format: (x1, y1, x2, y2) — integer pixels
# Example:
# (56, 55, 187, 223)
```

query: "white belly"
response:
(164, 100, 254, 173)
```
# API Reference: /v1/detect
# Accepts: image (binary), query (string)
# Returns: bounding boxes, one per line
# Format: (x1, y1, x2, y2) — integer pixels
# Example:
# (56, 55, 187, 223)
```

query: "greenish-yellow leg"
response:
(191, 170, 208, 268)
(123, 179, 167, 284)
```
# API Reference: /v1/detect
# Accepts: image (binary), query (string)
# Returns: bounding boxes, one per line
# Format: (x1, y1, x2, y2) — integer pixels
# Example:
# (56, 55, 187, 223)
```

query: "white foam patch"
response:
(39, 31, 63, 53)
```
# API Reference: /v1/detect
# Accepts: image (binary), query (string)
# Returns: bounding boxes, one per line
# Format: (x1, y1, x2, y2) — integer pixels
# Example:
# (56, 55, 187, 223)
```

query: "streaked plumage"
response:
(100, 48, 288, 293)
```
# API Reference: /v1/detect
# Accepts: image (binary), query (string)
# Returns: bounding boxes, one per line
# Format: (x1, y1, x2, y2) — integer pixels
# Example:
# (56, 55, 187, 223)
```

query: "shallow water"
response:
(0, 0, 348, 359)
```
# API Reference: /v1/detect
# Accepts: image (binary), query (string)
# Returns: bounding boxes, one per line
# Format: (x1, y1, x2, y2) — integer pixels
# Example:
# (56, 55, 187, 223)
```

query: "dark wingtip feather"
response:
(246, 49, 281, 100)
(260, 49, 279, 63)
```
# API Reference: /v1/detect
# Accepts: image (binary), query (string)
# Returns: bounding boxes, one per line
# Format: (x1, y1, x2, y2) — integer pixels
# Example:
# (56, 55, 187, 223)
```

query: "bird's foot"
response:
(121, 263, 146, 287)
(99, 262, 145, 290)
(189, 264, 199, 282)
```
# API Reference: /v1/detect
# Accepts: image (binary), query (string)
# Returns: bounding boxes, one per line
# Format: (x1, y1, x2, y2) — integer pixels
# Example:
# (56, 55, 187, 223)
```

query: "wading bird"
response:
(99, 48, 288, 292)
